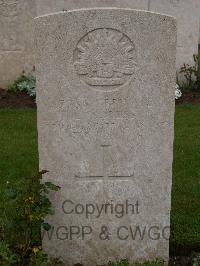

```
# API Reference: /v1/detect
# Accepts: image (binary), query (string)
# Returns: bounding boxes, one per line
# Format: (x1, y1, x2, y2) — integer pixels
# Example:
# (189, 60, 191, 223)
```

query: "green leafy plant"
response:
(0, 171, 61, 265)
(29, 248, 64, 266)
(8, 72, 36, 98)
(0, 242, 17, 265)
(179, 53, 200, 90)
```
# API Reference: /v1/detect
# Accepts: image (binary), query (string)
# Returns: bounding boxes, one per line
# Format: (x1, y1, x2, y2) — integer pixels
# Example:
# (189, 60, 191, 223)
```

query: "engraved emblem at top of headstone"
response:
(73, 28, 137, 90)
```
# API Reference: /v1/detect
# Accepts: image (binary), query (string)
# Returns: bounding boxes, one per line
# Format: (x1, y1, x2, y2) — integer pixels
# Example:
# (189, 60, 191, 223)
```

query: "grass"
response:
(0, 105, 199, 254)
(0, 109, 38, 233)
(171, 104, 200, 249)
(0, 109, 38, 183)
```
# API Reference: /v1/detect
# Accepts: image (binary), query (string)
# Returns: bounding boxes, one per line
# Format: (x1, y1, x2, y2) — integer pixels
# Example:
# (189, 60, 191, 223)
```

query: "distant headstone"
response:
(149, 0, 200, 67)
(35, 8, 176, 266)
(0, 0, 35, 88)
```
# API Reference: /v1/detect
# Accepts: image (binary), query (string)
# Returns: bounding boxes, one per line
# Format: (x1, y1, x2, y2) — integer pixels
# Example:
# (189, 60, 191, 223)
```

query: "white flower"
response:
(175, 84, 180, 90)
(175, 84, 182, 100)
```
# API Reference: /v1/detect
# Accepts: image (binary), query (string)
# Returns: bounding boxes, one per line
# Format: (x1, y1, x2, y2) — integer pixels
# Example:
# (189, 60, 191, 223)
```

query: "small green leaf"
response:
(42, 223, 51, 231)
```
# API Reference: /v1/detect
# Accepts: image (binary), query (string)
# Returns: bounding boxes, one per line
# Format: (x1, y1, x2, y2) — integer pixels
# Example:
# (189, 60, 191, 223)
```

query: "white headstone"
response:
(35, 8, 177, 266)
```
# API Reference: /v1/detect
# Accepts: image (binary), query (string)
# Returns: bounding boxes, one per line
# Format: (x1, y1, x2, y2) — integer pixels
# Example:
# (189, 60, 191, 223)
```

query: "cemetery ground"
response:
(0, 103, 199, 265)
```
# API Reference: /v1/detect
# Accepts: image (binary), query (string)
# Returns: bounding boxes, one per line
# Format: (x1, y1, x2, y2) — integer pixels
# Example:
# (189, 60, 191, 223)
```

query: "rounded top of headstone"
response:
(34, 7, 176, 21)
(34, 8, 177, 93)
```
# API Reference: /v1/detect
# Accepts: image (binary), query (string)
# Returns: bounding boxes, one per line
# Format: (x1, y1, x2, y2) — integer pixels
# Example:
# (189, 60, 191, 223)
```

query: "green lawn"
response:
(0, 106, 199, 251)
(171, 104, 200, 250)
(0, 109, 38, 183)
(0, 109, 39, 235)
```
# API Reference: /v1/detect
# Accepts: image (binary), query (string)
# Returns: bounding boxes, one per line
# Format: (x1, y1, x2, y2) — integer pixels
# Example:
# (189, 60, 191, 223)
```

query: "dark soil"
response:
(176, 89, 200, 105)
(0, 88, 36, 109)
(169, 256, 194, 266)
(168, 243, 200, 265)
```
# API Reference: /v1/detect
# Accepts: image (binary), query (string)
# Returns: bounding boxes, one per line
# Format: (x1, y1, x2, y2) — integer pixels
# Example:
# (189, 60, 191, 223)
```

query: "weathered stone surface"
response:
(0, 0, 36, 88)
(35, 8, 176, 266)
(36, 0, 149, 16)
(36, 0, 64, 16)
(149, 0, 200, 67)
(63, 0, 149, 10)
